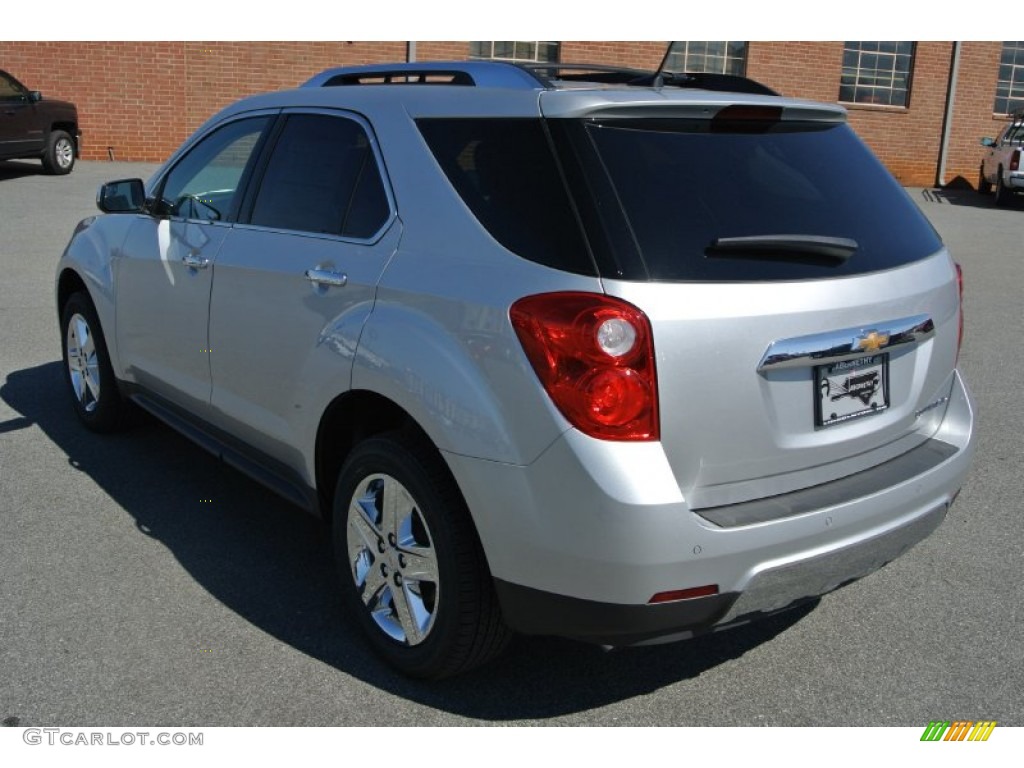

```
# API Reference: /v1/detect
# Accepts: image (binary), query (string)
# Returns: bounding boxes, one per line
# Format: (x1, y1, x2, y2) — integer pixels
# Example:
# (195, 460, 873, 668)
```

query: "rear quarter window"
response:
(416, 118, 596, 276)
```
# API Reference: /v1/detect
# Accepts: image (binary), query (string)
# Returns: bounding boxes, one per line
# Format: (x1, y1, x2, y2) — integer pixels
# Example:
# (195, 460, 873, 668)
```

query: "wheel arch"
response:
(56, 267, 122, 377)
(49, 121, 79, 153)
(56, 267, 89, 321)
(315, 390, 445, 524)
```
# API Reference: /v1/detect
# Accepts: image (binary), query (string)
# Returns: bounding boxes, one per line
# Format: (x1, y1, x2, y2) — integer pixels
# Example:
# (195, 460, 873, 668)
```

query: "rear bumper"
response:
(494, 495, 949, 646)
(447, 371, 976, 645)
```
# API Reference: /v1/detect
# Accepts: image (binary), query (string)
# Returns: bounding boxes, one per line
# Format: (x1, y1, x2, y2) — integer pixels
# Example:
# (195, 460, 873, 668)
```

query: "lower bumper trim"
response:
(494, 578, 738, 646)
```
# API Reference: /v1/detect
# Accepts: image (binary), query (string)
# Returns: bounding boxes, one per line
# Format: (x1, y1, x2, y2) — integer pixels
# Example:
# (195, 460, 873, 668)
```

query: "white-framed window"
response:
(994, 42, 1024, 116)
(839, 41, 914, 107)
(663, 42, 747, 75)
(469, 42, 559, 64)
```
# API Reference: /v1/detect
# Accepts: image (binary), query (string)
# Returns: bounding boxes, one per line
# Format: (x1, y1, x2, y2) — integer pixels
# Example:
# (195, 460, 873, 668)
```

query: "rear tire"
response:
(332, 431, 510, 678)
(42, 129, 75, 175)
(60, 292, 126, 432)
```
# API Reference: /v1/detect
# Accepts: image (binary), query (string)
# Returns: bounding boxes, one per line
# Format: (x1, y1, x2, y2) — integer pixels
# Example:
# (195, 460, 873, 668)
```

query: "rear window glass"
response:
(567, 117, 942, 281)
(416, 118, 596, 276)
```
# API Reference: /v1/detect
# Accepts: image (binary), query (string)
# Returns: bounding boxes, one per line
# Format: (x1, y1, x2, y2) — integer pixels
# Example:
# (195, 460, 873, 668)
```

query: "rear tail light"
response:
(510, 292, 659, 441)
(1011, 149, 1020, 172)
(955, 262, 964, 363)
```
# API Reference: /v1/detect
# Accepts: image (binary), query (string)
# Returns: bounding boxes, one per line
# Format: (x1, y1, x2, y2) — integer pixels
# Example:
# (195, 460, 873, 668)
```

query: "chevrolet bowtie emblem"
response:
(855, 330, 890, 353)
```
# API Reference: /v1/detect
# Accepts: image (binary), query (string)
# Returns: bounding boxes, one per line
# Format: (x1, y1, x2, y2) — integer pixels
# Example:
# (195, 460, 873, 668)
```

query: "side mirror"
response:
(980, 137, 996, 148)
(28, 90, 42, 102)
(97, 178, 146, 214)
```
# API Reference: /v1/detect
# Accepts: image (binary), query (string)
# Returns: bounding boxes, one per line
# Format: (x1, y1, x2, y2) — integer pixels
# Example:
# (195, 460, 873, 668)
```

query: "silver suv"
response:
(56, 61, 976, 678)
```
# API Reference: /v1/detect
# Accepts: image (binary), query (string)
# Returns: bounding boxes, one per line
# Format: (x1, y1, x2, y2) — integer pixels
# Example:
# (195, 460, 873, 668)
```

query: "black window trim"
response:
(235, 107, 397, 246)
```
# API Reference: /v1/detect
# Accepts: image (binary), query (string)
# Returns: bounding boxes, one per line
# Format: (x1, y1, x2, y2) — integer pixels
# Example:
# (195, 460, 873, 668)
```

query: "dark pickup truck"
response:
(0, 69, 80, 174)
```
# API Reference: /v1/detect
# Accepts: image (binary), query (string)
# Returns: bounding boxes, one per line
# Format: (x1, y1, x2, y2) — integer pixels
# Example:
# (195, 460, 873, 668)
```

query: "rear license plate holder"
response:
(814, 354, 889, 428)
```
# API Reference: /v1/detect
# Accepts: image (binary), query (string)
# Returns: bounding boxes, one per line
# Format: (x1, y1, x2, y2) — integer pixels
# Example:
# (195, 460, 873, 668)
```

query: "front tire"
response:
(42, 129, 75, 175)
(332, 432, 510, 678)
(60, 292, 125, 432)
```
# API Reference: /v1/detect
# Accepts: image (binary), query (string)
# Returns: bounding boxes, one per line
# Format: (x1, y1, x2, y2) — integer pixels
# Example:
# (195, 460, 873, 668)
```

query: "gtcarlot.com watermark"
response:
(23, 728, 203, 747)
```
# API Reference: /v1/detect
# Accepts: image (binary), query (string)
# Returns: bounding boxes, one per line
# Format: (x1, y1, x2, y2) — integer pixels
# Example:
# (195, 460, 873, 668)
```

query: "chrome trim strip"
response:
(756, 314, 934, 372)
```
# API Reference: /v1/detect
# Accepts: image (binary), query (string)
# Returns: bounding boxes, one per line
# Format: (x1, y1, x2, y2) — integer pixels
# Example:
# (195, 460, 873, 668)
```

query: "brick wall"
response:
(415, 42, 471, 61)
(944, 42, 1007, 187)
(0, 41, 405, 161)
(843, 42, 953, 187)
(559, 42, 666, 71)
(748, 42, 843, 102)
(749, 42, 947, 186)
(0, 40, 1008, 188)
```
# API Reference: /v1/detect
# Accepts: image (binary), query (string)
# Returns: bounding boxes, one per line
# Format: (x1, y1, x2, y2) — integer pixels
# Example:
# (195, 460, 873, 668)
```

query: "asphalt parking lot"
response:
(1, 159, 1022, 727)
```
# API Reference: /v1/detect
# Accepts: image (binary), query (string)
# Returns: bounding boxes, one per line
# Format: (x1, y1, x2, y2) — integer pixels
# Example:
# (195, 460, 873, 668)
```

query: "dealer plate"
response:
(815, 354, 889, 428)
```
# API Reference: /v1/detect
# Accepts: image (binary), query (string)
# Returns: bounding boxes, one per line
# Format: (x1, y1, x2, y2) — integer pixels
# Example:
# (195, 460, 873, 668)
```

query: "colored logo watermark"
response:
(920, 721, 997, 741)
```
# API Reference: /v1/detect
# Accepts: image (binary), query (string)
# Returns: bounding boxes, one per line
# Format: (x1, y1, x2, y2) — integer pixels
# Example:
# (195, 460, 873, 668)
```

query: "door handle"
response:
(305, 268, 348, 287)
(182, 253, 209, 269)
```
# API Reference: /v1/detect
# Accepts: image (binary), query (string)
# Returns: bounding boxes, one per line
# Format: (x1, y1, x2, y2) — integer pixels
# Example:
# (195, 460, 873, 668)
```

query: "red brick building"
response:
(0, 41, 1020, 188)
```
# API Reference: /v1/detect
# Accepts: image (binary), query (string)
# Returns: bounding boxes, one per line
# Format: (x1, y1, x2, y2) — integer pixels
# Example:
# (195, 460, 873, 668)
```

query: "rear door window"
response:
(248, 113, 390, 238)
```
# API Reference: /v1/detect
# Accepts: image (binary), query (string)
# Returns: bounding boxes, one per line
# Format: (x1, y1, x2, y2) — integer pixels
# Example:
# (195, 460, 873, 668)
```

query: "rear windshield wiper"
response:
(705, 235, 858, 265)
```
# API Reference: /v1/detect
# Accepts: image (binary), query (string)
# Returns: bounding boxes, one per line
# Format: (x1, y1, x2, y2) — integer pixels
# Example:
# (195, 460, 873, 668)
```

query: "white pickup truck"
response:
(979, 108, 1024, 206)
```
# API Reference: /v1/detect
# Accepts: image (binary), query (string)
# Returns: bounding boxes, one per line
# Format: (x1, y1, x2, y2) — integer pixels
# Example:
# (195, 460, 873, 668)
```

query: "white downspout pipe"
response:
(937, 41, 962, 187)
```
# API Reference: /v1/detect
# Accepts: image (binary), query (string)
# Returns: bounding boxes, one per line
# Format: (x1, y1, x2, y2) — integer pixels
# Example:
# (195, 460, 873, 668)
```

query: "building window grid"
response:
(839, 42, 914, 107)
(664, 42, 747, 76)
(469, 42, 559, 64)
(995, 42, 1024, 116)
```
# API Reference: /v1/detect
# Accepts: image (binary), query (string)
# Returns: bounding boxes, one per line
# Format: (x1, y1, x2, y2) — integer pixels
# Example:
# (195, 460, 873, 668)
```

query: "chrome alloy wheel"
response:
(66, 313, 100, 412)
(55, 137, 74, 170)
(346, 473, 440, 645)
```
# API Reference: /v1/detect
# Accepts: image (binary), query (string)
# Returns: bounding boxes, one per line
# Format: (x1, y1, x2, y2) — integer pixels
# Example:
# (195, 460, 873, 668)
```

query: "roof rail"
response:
(302, 62, 545, 89)
(302, 60, 780, 97)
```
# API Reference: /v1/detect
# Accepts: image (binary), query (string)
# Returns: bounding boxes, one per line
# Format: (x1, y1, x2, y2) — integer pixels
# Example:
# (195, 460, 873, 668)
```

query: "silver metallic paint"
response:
(55, 78, 977, 636)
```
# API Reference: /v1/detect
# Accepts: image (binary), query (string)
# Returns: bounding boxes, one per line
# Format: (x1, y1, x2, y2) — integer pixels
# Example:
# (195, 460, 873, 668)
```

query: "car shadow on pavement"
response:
(0, 160, 46, 180)
(918, 186, 1024, 210)
(2, 360, 814, 721)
